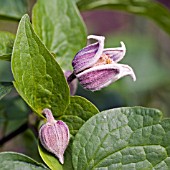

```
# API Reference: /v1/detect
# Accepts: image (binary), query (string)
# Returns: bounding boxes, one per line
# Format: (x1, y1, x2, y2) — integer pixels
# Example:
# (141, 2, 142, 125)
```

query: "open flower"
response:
(71, 35, 136, 91)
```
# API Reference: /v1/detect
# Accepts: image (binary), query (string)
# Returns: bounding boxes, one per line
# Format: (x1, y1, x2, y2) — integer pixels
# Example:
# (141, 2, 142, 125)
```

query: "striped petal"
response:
(72, 35, 104, 74)
(39, 109, 70, 164)
(76, 64, 136, 91)
(103, 41, 126, 62)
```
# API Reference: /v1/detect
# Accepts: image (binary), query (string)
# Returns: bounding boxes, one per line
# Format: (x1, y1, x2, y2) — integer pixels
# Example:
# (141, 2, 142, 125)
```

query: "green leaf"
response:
(0, 82, 12, 100)
(0, 97, 29, 135)
(77, 0, 170, 36)
(0, 152, 48, 170)
(38, 139, 73, 170)
(60, 96, 99, 135)
(11, 14, 70, 117)
(0, 0, 28, 21)
(0, 32, 15, 61)
(72, 107, 170, 169)
(32, 0, 87, 70)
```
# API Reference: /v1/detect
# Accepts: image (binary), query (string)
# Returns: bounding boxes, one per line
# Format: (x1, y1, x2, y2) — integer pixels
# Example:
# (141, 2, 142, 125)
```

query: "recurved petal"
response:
(103, 41, 126, 62)
(76, 64, 136, 91)
(72, 35, 105, 74)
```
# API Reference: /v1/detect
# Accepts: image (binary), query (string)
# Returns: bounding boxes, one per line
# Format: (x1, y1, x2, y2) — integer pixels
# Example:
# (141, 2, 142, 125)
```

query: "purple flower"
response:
(39, 109, 70, 164)
(71, 35, 136, 91)
(64, 70, 77, 95)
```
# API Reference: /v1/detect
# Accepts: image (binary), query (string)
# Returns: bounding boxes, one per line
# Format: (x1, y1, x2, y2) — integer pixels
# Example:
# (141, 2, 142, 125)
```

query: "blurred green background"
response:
(0, 0, 170, 162)
(77, 9, 170, 115)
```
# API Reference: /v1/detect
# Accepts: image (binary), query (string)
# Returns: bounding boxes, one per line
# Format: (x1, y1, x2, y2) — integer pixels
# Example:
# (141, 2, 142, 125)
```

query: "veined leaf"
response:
(72, 107, 170, 169)
(77, 0, 170, 36)
(0, 82, 12, 100)
(60, 96, 99, 135)
(0, 32, 15, 61)
(0, 0, 28, 21)
(32, 0, 87, 70)
(11, 14, 70, 117)
(0, 152, 48, 170)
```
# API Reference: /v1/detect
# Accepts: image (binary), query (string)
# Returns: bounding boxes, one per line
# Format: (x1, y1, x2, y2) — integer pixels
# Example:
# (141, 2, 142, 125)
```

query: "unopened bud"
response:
(64, 70, 77, 95)
(39, 108, 70, 164)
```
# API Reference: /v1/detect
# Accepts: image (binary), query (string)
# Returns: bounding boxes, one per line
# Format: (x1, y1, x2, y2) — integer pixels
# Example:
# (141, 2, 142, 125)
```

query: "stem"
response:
(67, 72, 76, 84)
(42, 108, 55, 123)
(0, 122, 28, 146)
(29, 124, 38, 138)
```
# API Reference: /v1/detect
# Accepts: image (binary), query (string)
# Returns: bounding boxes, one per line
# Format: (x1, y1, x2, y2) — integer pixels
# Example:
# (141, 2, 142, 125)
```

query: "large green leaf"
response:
(0, 152, 48, 170)
(60, 96, 99, 135)
(38, 139, 74, 170)
(0, 32, 15, 61)
(32, 0, 87, 70)
(77, 0, 170, 36)
(11, 14, 70, 117)
(72, 107, 170, 169)
(0, 82, 12, 100)
(0, 0, 28, 21)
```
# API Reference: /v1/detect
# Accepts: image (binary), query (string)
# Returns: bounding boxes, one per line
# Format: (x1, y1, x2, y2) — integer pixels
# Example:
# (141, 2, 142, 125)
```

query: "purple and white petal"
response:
(116, 63, 136, 82)
(76, 63, 136, 91)
(72, 35, 104, 74)
(103, 41, 126, 62)
(39, 109, 70, 164)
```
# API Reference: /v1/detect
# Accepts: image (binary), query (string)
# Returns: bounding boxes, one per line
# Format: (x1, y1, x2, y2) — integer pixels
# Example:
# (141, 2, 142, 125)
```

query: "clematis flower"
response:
(70, 35, 136, 91)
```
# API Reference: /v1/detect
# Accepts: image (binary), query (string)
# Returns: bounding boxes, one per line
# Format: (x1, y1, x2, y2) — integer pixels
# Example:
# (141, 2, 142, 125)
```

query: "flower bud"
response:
(64, 70, 77, 95)
(39, 108, 70, 164)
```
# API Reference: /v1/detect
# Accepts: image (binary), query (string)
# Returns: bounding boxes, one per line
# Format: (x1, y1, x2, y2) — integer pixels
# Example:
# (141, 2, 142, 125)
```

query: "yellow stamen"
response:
(93, 53, 113, 67)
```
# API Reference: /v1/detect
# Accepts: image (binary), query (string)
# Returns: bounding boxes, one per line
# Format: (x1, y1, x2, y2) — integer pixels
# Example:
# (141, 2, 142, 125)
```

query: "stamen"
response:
(93, 53, 113, 67)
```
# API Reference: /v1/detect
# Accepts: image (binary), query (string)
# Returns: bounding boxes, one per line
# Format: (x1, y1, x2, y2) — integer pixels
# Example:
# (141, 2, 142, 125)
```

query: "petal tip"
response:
(87, 35, 105, 42)
(120, 41, 126, 56)
(58, 155, 64, 164)
(127, 66, 136, 82)
(131, 72, 137, 81)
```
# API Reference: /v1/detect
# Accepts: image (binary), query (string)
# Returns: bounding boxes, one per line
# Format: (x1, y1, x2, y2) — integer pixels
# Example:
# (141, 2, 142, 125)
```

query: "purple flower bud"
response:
(72, 35, 136, 91)
(64, 70, 77, 95)
(39, 109, 70, 164)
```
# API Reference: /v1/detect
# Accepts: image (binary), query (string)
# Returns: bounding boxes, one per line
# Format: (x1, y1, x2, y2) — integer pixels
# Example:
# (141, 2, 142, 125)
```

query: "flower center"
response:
(93, 53, 113, 67)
